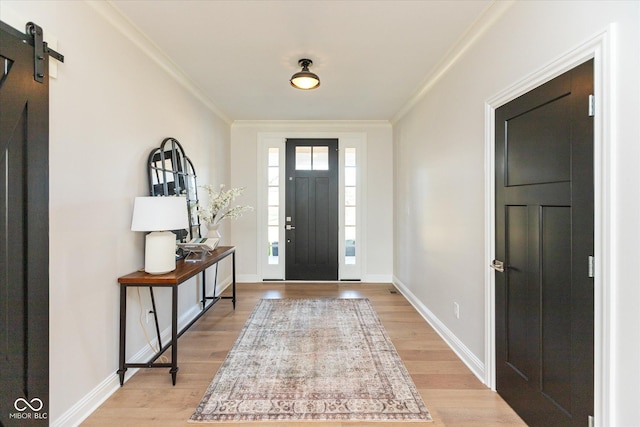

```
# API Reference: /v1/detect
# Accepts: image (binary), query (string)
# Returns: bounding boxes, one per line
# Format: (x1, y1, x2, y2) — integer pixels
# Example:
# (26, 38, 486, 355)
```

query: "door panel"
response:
(495, 59, 594, 426)
(541, 206, 572, 413)
(505, 205, 536, 382)
(314, 177, 330, 264)
(0, 21, 50, 424)
(285, 139, 338, 280)
(506, 94, 571, 186)
(294, 176, 310, 265)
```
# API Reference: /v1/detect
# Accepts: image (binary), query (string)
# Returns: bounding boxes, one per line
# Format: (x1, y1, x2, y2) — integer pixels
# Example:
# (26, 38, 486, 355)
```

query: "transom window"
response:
(295, 146, 329, 170)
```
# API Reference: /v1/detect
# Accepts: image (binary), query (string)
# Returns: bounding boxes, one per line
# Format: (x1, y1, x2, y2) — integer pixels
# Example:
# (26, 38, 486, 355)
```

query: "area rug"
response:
(190, 298, 432, 422)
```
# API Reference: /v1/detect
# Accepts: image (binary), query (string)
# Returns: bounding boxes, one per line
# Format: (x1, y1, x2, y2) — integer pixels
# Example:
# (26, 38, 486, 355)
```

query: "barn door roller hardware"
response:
(26, 22, 64, 83)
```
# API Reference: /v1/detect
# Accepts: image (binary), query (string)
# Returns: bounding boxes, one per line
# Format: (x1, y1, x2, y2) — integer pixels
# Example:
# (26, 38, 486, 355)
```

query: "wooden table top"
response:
(117, 246, 235, 285)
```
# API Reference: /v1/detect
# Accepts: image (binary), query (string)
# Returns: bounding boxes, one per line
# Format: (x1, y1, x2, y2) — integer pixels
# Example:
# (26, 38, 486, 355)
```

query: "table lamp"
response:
(131, 196, 189, 274)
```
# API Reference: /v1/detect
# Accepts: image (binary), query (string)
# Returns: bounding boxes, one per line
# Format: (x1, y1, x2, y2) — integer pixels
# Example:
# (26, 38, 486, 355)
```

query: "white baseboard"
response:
(392, 276, 486, 384)
(237, 274, 260, 282)
(238, 274, 392, 283)
(51, 276, 233, 427)
(363, 274, 393, 283)
(50, 372, 121, 427)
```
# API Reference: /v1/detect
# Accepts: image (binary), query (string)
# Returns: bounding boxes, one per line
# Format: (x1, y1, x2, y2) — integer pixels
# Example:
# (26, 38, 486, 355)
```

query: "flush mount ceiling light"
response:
(290, 58, 320, 90)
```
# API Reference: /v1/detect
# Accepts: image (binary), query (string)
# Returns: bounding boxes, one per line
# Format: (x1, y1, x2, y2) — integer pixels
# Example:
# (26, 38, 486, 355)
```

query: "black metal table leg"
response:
(201, 269, 206, 310)
(232, 251, 236, 309)
(117, 284, 127, 386)
(170, 285, 179, 385)
(148, 287, 162, 349)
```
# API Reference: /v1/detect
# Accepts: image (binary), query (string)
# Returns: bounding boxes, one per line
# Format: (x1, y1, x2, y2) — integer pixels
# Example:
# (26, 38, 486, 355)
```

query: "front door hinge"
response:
(588, 94, 595, 117)
(26, 22, 64, 84)
(490, 259, 505, 273)
(588, 415, 595, 427)
(588, 255, 595, 278)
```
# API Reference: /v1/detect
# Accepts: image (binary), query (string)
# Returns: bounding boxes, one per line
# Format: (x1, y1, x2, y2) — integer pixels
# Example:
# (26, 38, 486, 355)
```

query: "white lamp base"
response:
(144, 231, 177, 274)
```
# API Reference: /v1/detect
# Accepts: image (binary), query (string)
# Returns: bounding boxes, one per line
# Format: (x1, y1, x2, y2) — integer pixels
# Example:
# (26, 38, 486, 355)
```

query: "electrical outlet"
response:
(453, 302, 460, 319)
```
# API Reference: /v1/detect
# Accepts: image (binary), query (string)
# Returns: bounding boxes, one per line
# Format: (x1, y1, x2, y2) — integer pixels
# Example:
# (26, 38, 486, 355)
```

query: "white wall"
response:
(3, 0, 638, 425)
(230, 121, 393, 282)
(393, 1, 639, 425)
(1, 1, 231, 425)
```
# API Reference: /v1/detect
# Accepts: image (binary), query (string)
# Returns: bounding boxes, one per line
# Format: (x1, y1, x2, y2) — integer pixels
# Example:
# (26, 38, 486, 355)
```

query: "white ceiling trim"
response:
(391, 0, 514, 124)
(232, 120, 391, 130)
(89, 0, 232, 125)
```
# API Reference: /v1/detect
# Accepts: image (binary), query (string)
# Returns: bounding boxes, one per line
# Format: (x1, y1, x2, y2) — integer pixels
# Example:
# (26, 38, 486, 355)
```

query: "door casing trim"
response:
(484, 25, 614, 424)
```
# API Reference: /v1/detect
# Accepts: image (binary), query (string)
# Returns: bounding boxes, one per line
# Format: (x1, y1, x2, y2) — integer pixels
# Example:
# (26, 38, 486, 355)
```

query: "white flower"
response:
(197, 184, 253, 225)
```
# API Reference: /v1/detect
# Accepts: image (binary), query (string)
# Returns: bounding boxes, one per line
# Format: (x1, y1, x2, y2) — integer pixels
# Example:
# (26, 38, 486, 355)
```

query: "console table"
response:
(117, 246, 236, 386)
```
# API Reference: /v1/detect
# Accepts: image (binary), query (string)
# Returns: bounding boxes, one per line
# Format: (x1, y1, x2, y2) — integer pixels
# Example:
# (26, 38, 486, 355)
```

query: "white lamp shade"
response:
(131, 196, 189, 231)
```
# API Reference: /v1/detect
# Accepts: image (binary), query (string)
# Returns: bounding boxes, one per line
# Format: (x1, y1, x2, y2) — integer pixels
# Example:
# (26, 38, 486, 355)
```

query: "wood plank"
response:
(82, 283, 525, 426)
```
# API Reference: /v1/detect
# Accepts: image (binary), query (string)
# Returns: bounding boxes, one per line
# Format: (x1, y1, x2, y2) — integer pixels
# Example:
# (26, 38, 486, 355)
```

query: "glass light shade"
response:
(290, 72, 320, 90)
(131, 196, 189, 231)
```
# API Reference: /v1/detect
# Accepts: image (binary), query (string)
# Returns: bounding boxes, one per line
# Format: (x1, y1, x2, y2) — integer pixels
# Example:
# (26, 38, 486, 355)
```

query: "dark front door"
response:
(0, 21, 50, 424)
(285, 139, 339, 280)
(494, 59, 594, 426)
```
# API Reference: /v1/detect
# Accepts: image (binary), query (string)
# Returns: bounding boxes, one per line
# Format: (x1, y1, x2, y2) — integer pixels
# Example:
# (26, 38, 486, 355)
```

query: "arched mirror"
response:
(147, 137, 201, 245)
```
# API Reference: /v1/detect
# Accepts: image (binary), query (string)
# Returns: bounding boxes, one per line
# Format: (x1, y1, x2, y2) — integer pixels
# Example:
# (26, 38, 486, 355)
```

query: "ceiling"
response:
(109, 0, 492, 122)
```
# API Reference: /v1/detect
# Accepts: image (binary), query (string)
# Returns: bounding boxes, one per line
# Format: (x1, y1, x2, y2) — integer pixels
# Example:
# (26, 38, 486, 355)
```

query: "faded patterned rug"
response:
(190, 298, 432, 422)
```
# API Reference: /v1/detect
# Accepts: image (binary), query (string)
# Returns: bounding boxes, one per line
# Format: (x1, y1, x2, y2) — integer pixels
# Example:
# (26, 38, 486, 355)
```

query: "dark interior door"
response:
(0, 21, 50, 424)
(495, 59, 594, 426)
(285, 139, 338, 280)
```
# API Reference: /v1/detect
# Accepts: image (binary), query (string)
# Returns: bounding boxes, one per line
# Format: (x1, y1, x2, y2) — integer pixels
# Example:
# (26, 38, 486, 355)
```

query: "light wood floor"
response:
(82, 283, 526, 426)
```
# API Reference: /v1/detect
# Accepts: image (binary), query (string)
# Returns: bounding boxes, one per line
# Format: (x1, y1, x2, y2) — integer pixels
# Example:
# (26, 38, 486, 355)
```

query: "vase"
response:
(204, 223, 221, 248)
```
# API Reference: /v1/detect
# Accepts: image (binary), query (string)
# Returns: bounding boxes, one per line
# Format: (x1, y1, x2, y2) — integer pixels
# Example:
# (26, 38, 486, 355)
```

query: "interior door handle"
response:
(286, 225, 295, 230)
(490, 259, 505, 273)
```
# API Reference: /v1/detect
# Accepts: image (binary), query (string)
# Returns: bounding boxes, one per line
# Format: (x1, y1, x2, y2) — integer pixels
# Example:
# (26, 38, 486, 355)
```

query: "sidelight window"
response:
(267, 147, 280, 264)
(344, 148, 357, 265)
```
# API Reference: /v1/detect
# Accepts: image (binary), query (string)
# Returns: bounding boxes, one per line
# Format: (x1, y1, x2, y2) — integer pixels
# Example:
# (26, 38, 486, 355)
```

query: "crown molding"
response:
(391, 0, 515, 124)
(88, 0, 232, 125)
(232, 120, 391, 129)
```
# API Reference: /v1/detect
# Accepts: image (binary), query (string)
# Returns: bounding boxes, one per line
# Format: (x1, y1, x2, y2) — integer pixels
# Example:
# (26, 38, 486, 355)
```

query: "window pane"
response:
(295, 146, 312, 170)
(268, 225, 279, 265)
(268, 147, 279, 166)
(345, 187, 356, 206)
(312, 146, 329, 170)
(268, 226, 280, 243)
(345, 167, 356, 186)
(268, 206, 279, 225)
(268, 187, 279, 206)
(345, 224, 356, 264)
(345, 226, 356, 241)
(345, 206, 356, 226)
(345, 148, 356, 167)
(268, 225, 279, 242)
(268, 167, 279, 186)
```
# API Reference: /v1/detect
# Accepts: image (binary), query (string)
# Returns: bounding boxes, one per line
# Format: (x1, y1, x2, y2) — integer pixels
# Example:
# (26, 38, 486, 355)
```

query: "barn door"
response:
(0, 21, 60, 424)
